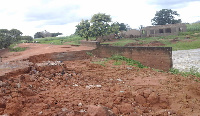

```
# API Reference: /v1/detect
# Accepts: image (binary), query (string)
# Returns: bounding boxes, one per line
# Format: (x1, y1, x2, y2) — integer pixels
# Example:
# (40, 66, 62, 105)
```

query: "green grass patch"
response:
(9, 44, 27, 52)
(165, 40, 200, 50)
(92, 60, 107, 66)
(113, 61, 123, 65)
(35, 35, 85, 45)
(169, 68, 200, 81)
(103, 39, 136, 46)
(86, 52, 93, 56)
(186, 23, 200, 32)
(109, 55, 147, 68)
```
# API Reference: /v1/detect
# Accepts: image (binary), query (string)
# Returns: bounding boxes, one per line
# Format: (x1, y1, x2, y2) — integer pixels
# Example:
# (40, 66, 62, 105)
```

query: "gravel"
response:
(172, 48, 200, 72)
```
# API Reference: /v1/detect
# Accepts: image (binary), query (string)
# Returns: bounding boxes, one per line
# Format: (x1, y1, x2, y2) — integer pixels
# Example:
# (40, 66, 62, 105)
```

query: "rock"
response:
(87, 105, 115, 116)
(0, 98, 6, 108)
(0, 81, 7, 87)
(135, 94, 146, 104)
(143, 89, 152, 98)
(19, 88, 36, 96)
(118, 103, 133, 114)
(147, 92, 159, 104)
(112, 107, 118, 114)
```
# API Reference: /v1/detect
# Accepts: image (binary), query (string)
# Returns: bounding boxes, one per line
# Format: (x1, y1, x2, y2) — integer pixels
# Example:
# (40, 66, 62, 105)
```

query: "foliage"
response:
(89, 13, 112, 37)
(186, 23, 200, 32)
(108, 22, 120, 34)
(35, 35, 84, 45)
(51, 32, 62, 37)
(151, 9, 182, 25)
(92, 60, 107, 67)
(102, 32, 200, 50)
(75, 13, 132, 40)
(169, 68, 180, 74)
(0, 29, 22, 49)
(165, 40, 200, 51)
(34, 30, 62, 38)
(109, 55, 147, 68)
(21, 36, 33, 42)
(75, 20, 91, 41)
(113, 61, 122, 65)
(119, 23, 128, 31)
(86, 52, 93, 56)
(103, 39, 136, 46)
(34, 32, 44, 38)
(169, 68, 200, 80)
(9, 44, 26, 52)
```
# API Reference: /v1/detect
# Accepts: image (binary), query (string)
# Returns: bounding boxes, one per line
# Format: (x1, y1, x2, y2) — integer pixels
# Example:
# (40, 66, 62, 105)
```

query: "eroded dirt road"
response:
(0, 43, 94, 76)
(0, 43, 200, 116)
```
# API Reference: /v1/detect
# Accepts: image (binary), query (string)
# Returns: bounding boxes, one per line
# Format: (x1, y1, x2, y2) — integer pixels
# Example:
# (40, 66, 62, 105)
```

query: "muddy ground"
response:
(0, 43, 200, 116)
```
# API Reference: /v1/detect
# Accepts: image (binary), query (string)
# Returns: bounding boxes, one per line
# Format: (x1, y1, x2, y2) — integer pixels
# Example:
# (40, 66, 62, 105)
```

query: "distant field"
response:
(35, 35, 85, 45)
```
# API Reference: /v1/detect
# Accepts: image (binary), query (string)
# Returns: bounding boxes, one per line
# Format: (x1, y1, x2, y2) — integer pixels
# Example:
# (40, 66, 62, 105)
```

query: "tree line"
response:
(0, 29, 33, 49)
(34, 30, 62, 38)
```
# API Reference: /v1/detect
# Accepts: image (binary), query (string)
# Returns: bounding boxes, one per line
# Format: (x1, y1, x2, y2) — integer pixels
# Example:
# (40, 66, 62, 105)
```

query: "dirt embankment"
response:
(0, 43, 200, 116)
(0, 43, 95, 76)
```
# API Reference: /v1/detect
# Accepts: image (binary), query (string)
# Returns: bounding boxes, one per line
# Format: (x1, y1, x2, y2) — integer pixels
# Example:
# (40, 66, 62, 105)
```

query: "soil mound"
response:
(0, 43, 200, 115)
(0, 55, 200, 115)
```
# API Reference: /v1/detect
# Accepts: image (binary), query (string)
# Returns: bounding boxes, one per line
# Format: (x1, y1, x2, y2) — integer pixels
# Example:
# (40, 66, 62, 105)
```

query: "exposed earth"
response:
(0, 43, 200, 116)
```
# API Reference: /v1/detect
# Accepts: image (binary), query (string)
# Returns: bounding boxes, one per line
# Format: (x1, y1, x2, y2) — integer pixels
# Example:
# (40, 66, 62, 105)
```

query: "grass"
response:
(169, 68, 200, 81)
(101, 32, 200, 51)
(35, 35, 85, 45)
(109, 55, 147, 68)
(186, 23, 200, 32)
(165, 40, 200, 50)
(103, 39, 136, 46)
(9, 44, 27, 52)
(92, 60, 107, 66)
(90, 54, 147, 68)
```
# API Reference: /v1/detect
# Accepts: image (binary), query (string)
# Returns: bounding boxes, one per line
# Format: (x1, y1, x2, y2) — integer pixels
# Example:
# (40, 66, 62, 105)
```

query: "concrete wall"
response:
(92, 45, 172, 71)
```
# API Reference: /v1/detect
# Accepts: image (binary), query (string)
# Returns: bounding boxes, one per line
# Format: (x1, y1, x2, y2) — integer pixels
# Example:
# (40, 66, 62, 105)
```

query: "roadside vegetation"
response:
(169, 68, 200, 82)
(9, 44, 27, 52)
(35, 35, 85, 45)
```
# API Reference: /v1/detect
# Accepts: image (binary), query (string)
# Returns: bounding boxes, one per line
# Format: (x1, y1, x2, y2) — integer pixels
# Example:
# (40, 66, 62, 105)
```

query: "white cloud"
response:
(0, 0, 199, 37)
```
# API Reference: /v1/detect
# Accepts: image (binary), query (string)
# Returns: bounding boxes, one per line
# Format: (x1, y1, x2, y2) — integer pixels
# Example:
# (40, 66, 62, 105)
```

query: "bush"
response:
(9, 44, 27, 52)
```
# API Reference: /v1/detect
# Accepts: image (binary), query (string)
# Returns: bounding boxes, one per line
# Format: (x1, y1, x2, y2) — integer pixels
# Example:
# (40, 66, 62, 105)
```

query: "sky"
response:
(0, 0, 200, 37)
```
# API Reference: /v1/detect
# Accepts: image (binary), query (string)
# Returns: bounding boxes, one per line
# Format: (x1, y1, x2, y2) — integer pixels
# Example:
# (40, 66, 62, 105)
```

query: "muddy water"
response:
(172, 48, 200, 72)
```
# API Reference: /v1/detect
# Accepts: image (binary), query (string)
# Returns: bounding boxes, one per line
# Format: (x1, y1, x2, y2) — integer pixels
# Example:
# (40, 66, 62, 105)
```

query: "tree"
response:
(51, 32, 62, 37)
(75, 20, 91, 41)
(9, 29, 23, 41)
(21, 36, 33, 42)
(119, 23, 127, 31)
(0, 29, 23, 49)
(109, 22, 120, 34)
(89, 13, 112, 37)
(34, 32, 44, 38)
(151, 9, 182, 25)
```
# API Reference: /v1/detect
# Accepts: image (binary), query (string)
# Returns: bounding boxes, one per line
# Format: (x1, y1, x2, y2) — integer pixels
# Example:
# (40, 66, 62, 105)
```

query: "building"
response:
(141, 23, 187, 37)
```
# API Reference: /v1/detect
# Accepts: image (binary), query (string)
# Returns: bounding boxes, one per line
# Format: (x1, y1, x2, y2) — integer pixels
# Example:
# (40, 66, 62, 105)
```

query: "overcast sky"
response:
(0, 0, 200, 37)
